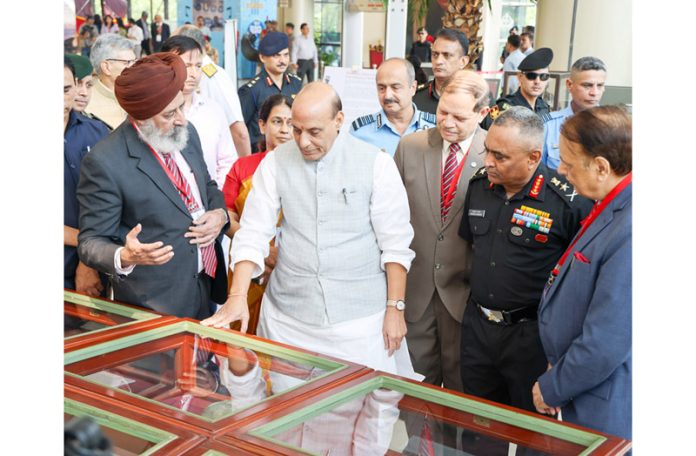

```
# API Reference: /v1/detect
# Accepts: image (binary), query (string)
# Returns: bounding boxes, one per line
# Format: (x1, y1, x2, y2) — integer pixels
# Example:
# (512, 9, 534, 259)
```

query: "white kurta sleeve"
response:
(229, 153, 281, 277)
(370, 152, 415, 271)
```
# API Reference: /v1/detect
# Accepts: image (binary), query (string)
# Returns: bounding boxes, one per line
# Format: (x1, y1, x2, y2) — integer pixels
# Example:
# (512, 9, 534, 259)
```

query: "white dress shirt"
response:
(115, 149, 204, 274)
(197, 54, 244, 126)
(186, 92, 238, 188)
(291, 34, 318, 64)
(231, 149, 415, 277)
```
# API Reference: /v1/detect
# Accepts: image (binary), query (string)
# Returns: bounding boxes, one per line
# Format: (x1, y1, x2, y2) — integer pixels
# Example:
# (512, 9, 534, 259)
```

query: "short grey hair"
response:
(571, 56, 607, 73)
(174, 24, 206, 49)
(492, 106, 544, 149)
(380, 58, 415, 86)
(90, 34, 135, 75)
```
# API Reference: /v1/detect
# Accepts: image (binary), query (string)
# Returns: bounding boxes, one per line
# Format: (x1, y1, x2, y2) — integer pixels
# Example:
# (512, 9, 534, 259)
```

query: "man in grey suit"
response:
(77, 53, 230, 319)
(394, 70, 490, 392)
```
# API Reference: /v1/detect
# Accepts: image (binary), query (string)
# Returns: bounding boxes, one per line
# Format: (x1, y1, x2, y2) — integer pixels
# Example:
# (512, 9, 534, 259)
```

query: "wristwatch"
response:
(386, 299, 406, 311)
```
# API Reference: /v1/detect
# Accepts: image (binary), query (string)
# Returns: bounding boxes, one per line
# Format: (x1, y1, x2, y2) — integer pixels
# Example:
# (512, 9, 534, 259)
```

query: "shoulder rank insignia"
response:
(420, 111, 436, 125)
(489, 105, 500, 120)
(471, 166, 488, 180)
(548, 173, 579, 203)
(201, 63, 217, 78)
(290, 73, 302, 81)
(416, 83, 427, 91)
(351, 113, 376, 131)
(246, 76, 259, 88)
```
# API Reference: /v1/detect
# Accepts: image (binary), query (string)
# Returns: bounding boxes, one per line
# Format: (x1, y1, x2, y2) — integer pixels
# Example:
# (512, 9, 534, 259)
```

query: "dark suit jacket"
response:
(77, 121, 227, 318)
(394, 127, 486, 323)
(537, 184, 632, 440)
(151, 22, 171, 52)
(136, 18, 150, 52)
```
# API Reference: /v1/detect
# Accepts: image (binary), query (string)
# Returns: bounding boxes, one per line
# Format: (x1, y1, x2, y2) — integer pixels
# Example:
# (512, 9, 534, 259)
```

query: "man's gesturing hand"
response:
(185, 209, 226, 247)
(120, 223, 174, 267)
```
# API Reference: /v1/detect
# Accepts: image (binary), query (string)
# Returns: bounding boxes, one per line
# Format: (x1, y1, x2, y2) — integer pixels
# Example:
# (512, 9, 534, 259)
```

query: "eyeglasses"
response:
(524, 72, 550, 81)
(107, 58, 136, 67)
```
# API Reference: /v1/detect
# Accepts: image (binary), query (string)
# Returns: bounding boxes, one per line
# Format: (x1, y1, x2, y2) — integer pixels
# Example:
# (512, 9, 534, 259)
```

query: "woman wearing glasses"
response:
(481, 47, 553, 130)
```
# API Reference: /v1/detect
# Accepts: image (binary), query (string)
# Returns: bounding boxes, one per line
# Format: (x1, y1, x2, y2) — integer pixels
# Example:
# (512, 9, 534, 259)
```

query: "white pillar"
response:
(384, 0, 407, 59)
(343, 7, 364, 68)
(536, 0, 632, 87)
(481, 0, 504, 72)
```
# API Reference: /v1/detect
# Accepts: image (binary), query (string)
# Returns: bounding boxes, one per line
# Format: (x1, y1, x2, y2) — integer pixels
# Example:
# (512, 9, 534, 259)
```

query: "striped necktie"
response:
(161, 152, 218, 278)
(441, 143, 460, 221)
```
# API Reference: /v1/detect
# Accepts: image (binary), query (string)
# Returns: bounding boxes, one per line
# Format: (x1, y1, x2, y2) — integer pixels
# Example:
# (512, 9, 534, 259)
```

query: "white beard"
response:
(137, 118, 189, 153)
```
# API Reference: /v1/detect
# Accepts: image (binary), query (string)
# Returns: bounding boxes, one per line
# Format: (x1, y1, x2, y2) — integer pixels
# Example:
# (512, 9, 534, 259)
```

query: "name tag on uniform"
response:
(468, 209, 486, 217)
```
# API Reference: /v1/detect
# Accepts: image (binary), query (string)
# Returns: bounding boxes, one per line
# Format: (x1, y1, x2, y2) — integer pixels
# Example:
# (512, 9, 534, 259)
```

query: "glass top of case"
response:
(65, 320, 348, 424)
(248, 375, 614, 456)
(64, 290, 161, 339)
(65, 398, 179, 455)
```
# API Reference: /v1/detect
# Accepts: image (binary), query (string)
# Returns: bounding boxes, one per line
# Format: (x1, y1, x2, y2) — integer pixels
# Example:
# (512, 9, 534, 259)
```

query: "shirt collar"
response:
(94, 78, 116, 100)
(442, 131, 476, 156)
(377, 103, 421, 134)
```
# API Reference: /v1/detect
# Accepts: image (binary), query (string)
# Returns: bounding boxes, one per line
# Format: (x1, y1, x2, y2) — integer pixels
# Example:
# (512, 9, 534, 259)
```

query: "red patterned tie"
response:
(161, 153, 218, 278)
(441, 143, 460, 221)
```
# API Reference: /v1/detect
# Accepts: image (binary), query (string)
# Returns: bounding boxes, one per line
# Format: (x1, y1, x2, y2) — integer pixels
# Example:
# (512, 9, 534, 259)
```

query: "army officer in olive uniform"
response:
(481, 48, 554, 130)
(238, 31, 303, 152)
(458, 107, 592, 419)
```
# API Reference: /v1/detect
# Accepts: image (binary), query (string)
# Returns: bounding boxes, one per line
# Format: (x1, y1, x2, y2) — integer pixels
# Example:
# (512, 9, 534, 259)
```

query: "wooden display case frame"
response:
(64, 289, 177, 352)
(64, 319, 370, 437)
(65, 386, 204, 455)
(220, 371, 631, 455)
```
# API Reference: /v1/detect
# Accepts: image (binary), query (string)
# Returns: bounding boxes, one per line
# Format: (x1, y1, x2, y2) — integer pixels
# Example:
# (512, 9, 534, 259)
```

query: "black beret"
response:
(258, 31, 289, 56)
(518, 47, 554, 71)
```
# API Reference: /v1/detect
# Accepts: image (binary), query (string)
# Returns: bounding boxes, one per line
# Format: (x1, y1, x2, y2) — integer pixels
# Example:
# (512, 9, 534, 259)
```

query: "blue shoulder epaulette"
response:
(420, 111, 436, 125)
(351, 114, 376, 131)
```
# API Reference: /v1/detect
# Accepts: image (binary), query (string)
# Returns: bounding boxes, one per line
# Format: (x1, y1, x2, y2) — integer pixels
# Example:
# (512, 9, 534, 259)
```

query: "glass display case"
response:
(221, 372, 632, 455)
(64, 319, 368, 435)
(64, 389, 203, 455)
(64, 290, 173, 352)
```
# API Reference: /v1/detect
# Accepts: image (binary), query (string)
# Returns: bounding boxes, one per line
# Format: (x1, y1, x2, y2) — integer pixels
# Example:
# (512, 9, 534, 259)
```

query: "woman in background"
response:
(100, 15, 120, 34)
(222, 94, 293, 334)
(532, 105, 632, 441)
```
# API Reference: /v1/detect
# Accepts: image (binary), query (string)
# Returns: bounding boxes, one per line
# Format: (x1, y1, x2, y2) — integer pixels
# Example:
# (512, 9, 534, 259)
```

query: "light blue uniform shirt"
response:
(542, 105, 575, 170)
(350, 104, 437, 157)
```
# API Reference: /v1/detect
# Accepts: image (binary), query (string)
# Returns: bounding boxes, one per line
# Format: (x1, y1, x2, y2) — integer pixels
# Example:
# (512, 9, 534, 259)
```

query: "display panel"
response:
(65, 398, 183, 455)
(65, 319, 366, 434)
(234, 374, 631, 455)
(64, 290, 162, 339)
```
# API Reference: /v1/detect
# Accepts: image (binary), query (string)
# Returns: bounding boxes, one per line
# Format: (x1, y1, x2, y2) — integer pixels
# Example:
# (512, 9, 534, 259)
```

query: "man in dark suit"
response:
(77, 53, 229, 319)
(394, 70, 489, 393)
(151, 14, 171, 53)
(136, 11, 151, 55)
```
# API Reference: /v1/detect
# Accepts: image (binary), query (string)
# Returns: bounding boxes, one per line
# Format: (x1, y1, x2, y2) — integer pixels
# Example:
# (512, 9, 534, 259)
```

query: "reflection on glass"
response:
(64, 399, 176, 455)
(253, 377, 595, 456)
(66, 332, 328, 421)
(64, 301, 136, 337)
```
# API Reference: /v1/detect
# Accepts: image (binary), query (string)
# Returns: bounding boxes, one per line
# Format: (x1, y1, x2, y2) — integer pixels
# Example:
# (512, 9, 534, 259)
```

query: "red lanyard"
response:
(551, 172, 632, 276)
(441, 142, 472, 208)
(129, 118, 193, 200)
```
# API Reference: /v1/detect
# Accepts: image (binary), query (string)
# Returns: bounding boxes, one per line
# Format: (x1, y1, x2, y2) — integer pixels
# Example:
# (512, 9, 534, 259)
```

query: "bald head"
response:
(291, 82, 344, 161)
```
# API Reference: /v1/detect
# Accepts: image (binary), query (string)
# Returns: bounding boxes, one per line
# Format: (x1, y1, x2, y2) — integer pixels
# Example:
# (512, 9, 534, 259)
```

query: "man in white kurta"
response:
(202, 82, 419, 378)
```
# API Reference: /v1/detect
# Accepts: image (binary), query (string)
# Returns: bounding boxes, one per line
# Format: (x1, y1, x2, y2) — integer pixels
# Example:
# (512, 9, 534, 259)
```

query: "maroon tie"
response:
(441, 143, 460, 221)
(162, 152, 218, 278)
